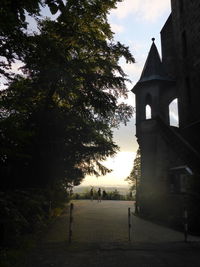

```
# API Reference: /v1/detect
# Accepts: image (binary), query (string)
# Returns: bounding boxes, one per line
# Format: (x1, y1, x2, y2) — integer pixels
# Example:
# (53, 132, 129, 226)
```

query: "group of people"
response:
(90, 187, 107, 202)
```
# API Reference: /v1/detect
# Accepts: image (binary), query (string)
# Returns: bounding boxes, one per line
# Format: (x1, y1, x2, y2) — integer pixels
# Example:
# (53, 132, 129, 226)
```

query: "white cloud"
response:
(124, 62, 142, 77)
(11, 60, 24, 74)
(120, 61, 143, 83)
(111, 0, 140, 19)
(110, 23, 124, 33)
(140, 0, 171, 22)
(0, 77, 7, 90)
(128, 40, 145, 53)
(111, 0, 170, 22)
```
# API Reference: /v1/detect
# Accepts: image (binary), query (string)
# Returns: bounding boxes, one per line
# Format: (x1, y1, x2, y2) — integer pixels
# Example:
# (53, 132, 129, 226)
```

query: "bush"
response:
(72, 189, 128, 201)
(0, 187, 69, 247)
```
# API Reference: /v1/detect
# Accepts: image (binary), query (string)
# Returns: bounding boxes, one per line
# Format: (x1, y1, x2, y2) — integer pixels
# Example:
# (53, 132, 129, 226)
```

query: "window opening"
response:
(145, 104, 152, 120)
(169, 98, 179, 127)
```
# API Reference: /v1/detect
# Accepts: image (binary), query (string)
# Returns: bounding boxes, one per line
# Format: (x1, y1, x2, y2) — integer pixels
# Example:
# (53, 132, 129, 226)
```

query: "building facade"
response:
(132, 0, 200, 230)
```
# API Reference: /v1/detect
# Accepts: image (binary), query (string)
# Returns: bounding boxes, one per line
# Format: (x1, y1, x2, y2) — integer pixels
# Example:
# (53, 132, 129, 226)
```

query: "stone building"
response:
(132, 0, 200, 230)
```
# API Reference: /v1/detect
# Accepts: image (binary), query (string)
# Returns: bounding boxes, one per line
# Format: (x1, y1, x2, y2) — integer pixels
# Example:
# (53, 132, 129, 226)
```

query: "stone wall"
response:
(170, 0, 200, 126)
(160, 15, 176, 80)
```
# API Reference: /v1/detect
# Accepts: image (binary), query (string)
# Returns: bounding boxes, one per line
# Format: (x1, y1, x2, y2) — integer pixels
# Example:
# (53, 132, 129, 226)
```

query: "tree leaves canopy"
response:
(0, 0, 135, 190)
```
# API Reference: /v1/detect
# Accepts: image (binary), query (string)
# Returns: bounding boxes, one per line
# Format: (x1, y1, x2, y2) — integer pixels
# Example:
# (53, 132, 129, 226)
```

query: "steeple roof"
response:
(138, 38, 169, 83)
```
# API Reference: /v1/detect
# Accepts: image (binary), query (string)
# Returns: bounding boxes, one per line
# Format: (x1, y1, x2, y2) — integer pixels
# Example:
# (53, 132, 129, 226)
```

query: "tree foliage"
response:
(126, 148, 141, 191)
(0, 0, 135, 190)
(0, 0, 65, 78)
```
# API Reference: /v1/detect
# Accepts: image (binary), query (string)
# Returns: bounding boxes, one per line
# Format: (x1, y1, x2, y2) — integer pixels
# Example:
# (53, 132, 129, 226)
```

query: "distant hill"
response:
(73, 185, 130, 196)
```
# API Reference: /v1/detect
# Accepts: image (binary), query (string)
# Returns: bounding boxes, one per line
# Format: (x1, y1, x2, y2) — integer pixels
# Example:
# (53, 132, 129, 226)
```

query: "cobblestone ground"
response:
(25, 200, 200, 267)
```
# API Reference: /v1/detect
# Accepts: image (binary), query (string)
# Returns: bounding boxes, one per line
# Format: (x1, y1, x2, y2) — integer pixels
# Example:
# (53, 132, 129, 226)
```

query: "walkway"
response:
(25, 200, 200, 267)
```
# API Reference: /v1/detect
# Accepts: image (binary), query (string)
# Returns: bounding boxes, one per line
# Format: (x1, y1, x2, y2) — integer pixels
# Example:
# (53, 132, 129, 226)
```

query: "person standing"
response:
(97, 188, 101, 202)
(90, 187, 94, 201)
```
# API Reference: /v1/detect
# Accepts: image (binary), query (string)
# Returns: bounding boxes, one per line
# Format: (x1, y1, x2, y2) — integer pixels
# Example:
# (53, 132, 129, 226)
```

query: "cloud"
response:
(120, 60, 143, 84)
(111, 0, 170, 22)
(123, 62, 142, 78)
(11, 60, 24, 74)
(110, 23, 124, 33)
(111, 0, 140, 19)
(0, 77, 7, 90)
(140, 0, 171, 22)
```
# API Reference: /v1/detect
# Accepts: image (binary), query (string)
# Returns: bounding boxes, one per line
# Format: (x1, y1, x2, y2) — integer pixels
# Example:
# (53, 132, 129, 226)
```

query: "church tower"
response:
(132, 39, 177, 216)
(131, 1, 200, 230)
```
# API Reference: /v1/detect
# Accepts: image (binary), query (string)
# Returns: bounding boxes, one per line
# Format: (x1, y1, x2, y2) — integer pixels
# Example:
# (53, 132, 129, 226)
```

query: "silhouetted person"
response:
(102, 190, 107, 200)
(97, 188, 101, 202)
(90, 187, 94, 201)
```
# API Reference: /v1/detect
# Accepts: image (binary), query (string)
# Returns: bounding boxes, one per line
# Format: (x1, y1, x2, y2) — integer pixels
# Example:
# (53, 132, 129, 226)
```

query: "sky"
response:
(80, 0, 172, 187)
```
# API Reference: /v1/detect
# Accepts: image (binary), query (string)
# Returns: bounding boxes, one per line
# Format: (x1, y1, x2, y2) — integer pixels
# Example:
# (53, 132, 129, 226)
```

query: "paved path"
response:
(72, 200, 200, 244)
(25, 200, 200, 267)
(72, 200, 132, 244)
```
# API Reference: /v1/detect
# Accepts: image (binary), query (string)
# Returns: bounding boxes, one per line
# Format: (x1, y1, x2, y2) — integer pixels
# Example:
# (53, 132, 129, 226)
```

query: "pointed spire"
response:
(138, 38, 168, 82)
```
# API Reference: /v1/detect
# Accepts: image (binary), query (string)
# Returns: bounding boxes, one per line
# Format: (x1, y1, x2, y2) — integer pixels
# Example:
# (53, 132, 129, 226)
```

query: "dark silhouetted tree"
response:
(0, 0, 135, 190)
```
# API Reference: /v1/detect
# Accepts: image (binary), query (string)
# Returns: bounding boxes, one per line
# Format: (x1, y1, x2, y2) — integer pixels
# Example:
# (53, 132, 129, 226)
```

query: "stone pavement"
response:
(25, 200, 200, 267)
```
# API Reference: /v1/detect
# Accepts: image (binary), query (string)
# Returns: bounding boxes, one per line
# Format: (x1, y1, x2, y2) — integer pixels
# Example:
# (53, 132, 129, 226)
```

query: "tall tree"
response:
(0, 0, 135, 189)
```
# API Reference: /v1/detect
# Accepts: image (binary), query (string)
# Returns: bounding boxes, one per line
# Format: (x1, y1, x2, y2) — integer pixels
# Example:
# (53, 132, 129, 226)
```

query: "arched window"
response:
(145, 104, 152, 120)
(145, 93, 152, 120)
(169, 98, 179, 127)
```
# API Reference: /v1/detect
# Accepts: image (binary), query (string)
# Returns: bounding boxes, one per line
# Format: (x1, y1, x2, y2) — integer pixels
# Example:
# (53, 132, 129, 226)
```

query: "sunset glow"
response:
(81, 152, 136, 187)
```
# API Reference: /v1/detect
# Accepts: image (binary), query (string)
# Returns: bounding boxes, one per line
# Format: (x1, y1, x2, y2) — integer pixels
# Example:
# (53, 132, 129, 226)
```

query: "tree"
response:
(126, 148, 141, 191)
(0, 0, 65, 79)
(0, 0, 135, 190)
